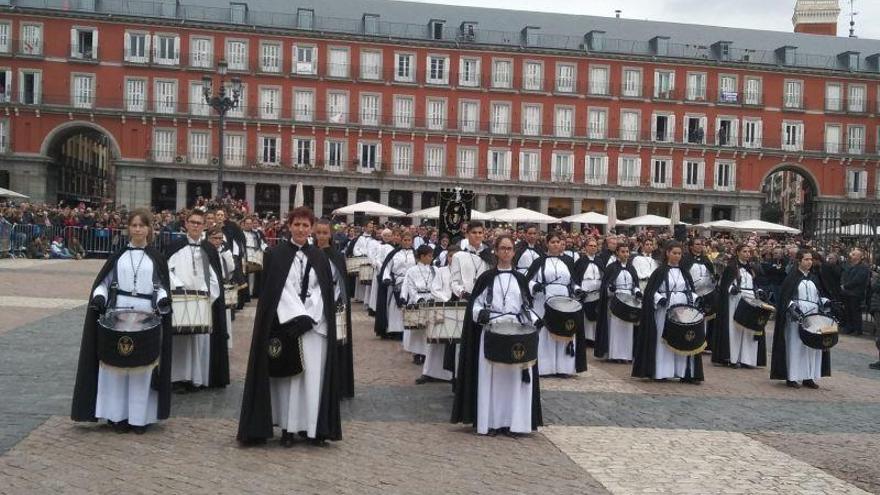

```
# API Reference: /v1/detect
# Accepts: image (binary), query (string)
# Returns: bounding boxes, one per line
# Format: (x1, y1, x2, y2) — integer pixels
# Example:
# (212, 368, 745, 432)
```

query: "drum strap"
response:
(299, 260, 312, 303)
(109, 252, 159, 309)
(484, 274, 528, 325)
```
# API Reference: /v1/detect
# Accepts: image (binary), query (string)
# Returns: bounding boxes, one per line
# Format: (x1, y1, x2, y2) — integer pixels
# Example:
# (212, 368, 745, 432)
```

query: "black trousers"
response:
(843, 296, 864, 334)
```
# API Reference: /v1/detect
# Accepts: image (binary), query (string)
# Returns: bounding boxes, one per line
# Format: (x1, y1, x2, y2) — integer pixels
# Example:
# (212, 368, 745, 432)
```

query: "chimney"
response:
(792, 0, 841, 36)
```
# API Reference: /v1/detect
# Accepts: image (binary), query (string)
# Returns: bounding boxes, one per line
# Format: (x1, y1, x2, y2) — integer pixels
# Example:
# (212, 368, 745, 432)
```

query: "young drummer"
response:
(402, 245, 439, 381)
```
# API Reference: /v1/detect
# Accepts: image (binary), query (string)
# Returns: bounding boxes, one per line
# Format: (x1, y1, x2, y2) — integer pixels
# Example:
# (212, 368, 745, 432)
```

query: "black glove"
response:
(460, 292, 471, 300)
(693, 296, 703, 308)
(609, 284, 617, 293)
(633, 290, 643, 300)
(279, 315, 315, 338)
(91, 294, 107, 313)
(821, 300, 832, 313)
(533, 283, 545, 294)
(382, 278, 394, 287)
(730, 286, 740, 296)
(534, 318, 545, 330)
(156, 297, 171, 315)
(756, 289, 767, 301)
(477, 309, 491, 324)
(657, 297, 668, 307)
(573, 288, 586, 301)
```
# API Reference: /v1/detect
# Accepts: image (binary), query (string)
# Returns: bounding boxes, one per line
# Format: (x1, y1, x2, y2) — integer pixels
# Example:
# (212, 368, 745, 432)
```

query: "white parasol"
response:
(407, 205, 493, 221)
(694, 219, 739, 231)
(670, 201, 681, 228)
(560, 211, 609, 224)
(491, 207, 560, 224)
(332, 201, 407, 217)
(618, 214, 684, 227)
(607, 198, 617, 231)
(731, 219, 801, 234)
(0, 187, 28, 199)
(293, 182, 304, 208)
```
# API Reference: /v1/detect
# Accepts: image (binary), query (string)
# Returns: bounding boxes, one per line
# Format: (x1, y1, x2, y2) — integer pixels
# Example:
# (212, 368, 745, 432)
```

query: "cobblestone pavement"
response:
(2, 259, 880, 494)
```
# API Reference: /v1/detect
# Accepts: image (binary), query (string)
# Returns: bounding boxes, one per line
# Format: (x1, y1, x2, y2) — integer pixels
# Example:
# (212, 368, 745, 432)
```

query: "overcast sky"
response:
(404, 0, 880, 39)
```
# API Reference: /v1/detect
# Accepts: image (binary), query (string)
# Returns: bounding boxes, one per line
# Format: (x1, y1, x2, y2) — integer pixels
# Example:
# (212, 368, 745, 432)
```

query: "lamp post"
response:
(202, 60, 241, 201)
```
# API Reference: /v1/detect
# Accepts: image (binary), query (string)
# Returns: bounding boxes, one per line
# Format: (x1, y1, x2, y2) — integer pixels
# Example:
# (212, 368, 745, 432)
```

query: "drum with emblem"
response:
(543, 296, 584, 340)
(662, 304, 706, 355)
(733, 296, 775, 335)
(246, 250, 264, 273)
(483, 320, 539, 366)
(694, 280, 717, 319)
(582, 290, 601, 322)
(798, 314, 839, 350)
(97, 309, 163, 368)
(346, 256, 368, 275)
(610, 293, 642, 323)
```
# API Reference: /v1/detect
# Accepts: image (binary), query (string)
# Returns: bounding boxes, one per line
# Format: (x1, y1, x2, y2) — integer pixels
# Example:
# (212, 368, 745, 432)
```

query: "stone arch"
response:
(760, 163, 820, 197)
(40, 120, 122, 159)
(760, 162, 820, 234)
(40, 121, 121, 204)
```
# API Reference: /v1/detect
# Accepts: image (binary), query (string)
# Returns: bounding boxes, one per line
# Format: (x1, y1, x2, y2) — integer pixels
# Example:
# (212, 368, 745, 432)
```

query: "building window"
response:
(782, 121, 804, 151)
(654, 70, 675, 99)
(459, 57, 480, 87)
(585, 154, 608, 185)
(742, 119, 762, 148)
(427, 55, 449, 85)
(125, 78, 146, 112)
(683, 160, 704, 189)
(360, 50, 382, 80)
(189, 37, 212, 68)
(523, 61, 543, 91)
(825, 83, 842, 112)
(490, 102, 510, 134)
(457, 147, 477, 178)
(153, 129, 176, 162)
(225, 40, 248, 71)
(744, 77, 762, 105)
(358, 142, 380, 170)
(328, 48, 349, 78)
(651, 158, 671, 188)
(392, 143, 413, 175)
(459, 101, 478, 132)
(621, 111, 640, 141)
(487, 149, 511, 180)
(20, 24, 42, 56)
(825, 124, 842, 154)
(0, 119, 8, 153)
(260, 136, 280, 165)
(224, 134, 245, 166)
(652, 113, 675, 142)
(848, 125, 865, 154)
(293, 90, 314, 122)
(189, 81, 209, 116)
(519, 151, 539, 181)
(551, 152, 574, 183)
(588, 66, 609, 96)
(327, 91, 348, 123)
(154, 35, 180, 65)
(154, 79, 177, 114)
(394, 53, 414, 82)
(622, 69, 642, 98)
(715, 161, 735, 191)
(847, 169, 867, 198)
(325, 140, 344, 169)
(685, 115, 707, 144)
(522, 104, 541, 136)
(491, 59, 512, 89)
(293, 44, 316, 75)
(124, 32, 149, 63)
(189, 131, 210, 165)
(393, 96, 414, 128)
(718, 75, 738, 103)
(555, 63, 575, 93)
(224, 82, 245, 118)
(686, 72, 706, 101)
(359, 93, 380, 126)
(293, 137, 315, 168)
(715, 117, 738, 146)
(848, 84, 866, 113)
(260, 42, 281, 73)
(426, 98, 446, 130)
(425, 145, 445, 176)
(259, 87, 280, 120)
(72, 74, 94, 109)
(554, 106, 574, 138)
(0, 23, 9, 54)
(70, 27, 98, 60)
(618, 156, 641, 186)
(783, 80, 803, 109)
(588, 108, 607, 139)
(18, 70, 41, 105)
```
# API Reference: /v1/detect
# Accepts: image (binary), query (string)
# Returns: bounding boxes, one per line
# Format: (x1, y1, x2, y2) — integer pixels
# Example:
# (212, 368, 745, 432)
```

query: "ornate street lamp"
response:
(202, 60, 241, 201)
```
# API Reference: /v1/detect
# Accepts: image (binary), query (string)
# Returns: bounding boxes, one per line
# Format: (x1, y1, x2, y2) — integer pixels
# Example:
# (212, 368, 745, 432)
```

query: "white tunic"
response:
(530, 257, 579, 376)
(401, 263, 435, 356)
(606, 266, 636, 360)
(420, 266, 454, 380)
(472, 270, 535, 434)
(369, 242, 393, 311)
(450, 246, 490, 298)
(351, 235, 373, 302)
(728, 266, 759, 366)
(270, 246, 329, 438)
(632, 255, 658, 292)
(167, 239, 220, 386)
(382, 249, 415, 337)
(219, 249, 236, 349)
(652, 267, 697, 379)
(579, 258, 602, 342)
(515, 245, 542, 276)
(784, 273, 827, 382)
(92, 247, 168, 426)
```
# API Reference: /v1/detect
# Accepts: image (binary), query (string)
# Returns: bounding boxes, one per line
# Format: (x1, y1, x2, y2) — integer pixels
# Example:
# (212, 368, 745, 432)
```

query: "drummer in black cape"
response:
(237, 206, 342, 446)
(595, 243, 640, 363)
(513, 225, 544, 276)
(573, 237, 603, 345)
(72, 209, 173, 434)
(315, 219, 354, 399)
(632, 241, 704, 383)
(770, 249, 833, 389)
(526, 231, 588, 377)
(681, 238, 717, 351)
(712, 244, 767, 369)
(451, 234, 542, 437)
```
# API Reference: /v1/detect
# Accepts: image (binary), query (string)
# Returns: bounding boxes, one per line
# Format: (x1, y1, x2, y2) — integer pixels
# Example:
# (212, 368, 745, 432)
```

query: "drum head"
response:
(615, 293, 641, 307)
(802, 315, 836, 333)
(583, 291, 601, 303)
(546, 297, 582, 313)
(668, 305, 704, 324)
(695, 283, 714, 297)
(100, 309, 160, 332)
(487, 321, 536, 336)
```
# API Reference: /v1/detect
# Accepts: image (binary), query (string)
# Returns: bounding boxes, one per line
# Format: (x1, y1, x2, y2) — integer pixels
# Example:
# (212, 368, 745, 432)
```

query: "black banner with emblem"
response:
(439, 188, 474, 240)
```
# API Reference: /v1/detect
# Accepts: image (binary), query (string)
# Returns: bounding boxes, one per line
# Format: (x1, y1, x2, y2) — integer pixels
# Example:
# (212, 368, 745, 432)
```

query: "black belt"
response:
(171, 289, 209, 297)
(115, 289, 154, 301)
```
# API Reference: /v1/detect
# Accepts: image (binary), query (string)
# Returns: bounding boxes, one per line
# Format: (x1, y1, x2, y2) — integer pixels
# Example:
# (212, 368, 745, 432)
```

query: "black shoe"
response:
(740, 364, 754, 370)
(730, 363, 742, 369)
(131, 425, 148, 435)
(112, 420, 131, 433)
(416, 354, 426, 365)
(680, 377, 700, 385)
(308, 438, 328, 447)
(869, 361, 880, 370)
(279, 430, 293, 447)
(802, 379, 819, 389)
(368, 309, 376, 317)
(486, 429, 498, 437)
(786, 380, 801, 389)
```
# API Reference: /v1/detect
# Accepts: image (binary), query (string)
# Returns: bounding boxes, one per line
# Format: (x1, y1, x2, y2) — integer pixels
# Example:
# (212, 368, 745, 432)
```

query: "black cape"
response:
(513, 243, 544, 271)
(769, 269, 831, 381)
(323, 245, 355, 399)
(373, 246, 405, 338)
(711, 262, 767, 366)
(167, 238, 230, 388)
(245, 229, 267, 298)
(71, 246, 174, 422)
(223, 220, 249, 304)
(573, 255, 603, 344)
(631, 265, 704, 380)
(525, 255, 587, 372)
(682, 252, 717, 351)
(450, 269, 543, 430)
(237, 241, 342, 442)
(594, 260, 639, 359)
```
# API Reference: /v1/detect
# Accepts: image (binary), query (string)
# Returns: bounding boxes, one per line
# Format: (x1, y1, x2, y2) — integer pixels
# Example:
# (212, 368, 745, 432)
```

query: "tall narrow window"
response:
(392, 143, 413, 175)
(683, 160, 703, 189)
(360, 93, 380, 126)
(294, 90, 314, 122)
(492, 59, 512, 88)
(0, 24, 9, 54)
(618, 156, 641, 186)
(19, 71, 41, 105)
(783, 80, 803, 109)
(327, 92, 348, 123)
(325, 140, 344, 169)
(585, 155, 608, 185)
(360, 50, 382, 80)
(522, 104, 541, 136)
(426, 98, 446, 130)
(224, 134, 245, 166)
(686, 72, 706, 101)
(427, 55, 449, 85)
(459, 58, 480, 87)
(261, 43, 281, 73)
(519, 151, 539, 181)
(825, 83, 842, 111)
(154, 80, 177, 114)
(189, 81, 209, 116)
(226, 40, 248, 70)
(72, 74, 94, 108)
(491, 103, 510, 134)
(459, 101, 478, 132)
(622, 69, 641, 97)
(554, 107, 573, 138)
(744, 77, 762, 105)
(71, 28, 98, 60)
(457, 148, 476, 178)
(152, 129, 176, 162)
(393, 96, 413, 128)
(715, 161, 735, 191)
(259, 87, 280, 120)
(523, 62, 543, 91)
(21, 24, 43, 56)
(651, 158, 670, 188)
(189, 37, 212, 68)
(588, 66, 609, 95)
(425, 145, 445, 176)
(126, 79, 146, 112)
(154, 35, 180, 65)
(556, 63, 575, 93)
(825, 124, 842, 154)
(189, 131, 210, 164)
(261, 136, 280, 165)
(328, 48, 349, 78)
(293, 45, 317, 75)
(395, 53, 414, 82)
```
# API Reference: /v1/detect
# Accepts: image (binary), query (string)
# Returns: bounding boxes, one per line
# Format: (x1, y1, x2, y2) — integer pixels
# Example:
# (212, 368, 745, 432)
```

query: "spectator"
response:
(49, 236, 74, 259)
(28, 235, 47, 259)
(841, 248, 870, 335)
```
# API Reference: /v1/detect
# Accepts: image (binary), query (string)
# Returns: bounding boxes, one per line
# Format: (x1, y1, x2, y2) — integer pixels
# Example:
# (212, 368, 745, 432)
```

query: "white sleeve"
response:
(92, 271, 112, 300)
(167, 253, 184, 289)
(401, 267, 416, 303)
(450, 257, 465, 298)
(208, 261, 221, 303)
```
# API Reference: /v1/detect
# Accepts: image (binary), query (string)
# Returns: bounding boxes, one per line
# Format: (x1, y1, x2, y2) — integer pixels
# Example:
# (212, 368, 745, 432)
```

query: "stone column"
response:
(245, 183, 256, 212)
(176, 179, 187, 210)
(570, 197, 583, 232)
(637, 201, 648, 216)
(346, 188, 357, 224)
(379, 189, 390, 224)
(539, 196, 550, 214)
(411, 190, 422, 212)
(313, 186, 324, 218)
(279, 187, 290, 217)
(507, 195, 518, 209)
(701, 204, 713, 224)
(476, 194, 487, 212)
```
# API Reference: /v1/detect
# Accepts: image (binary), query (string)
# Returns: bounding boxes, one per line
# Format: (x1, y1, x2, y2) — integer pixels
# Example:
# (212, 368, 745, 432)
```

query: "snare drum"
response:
(582, 290, 601, 323)
(246, 250, 264, 273)
(733, 296, 775, 335)
(336, 304, 348, 344)
(403, 304, 427, 330)
(695, 281, 717, 319)
(97, 309, 163, 368)
(346, 256, 368, 275)
(662, 304, 706, 356)
(171, 289, 213, 334)
(798, 314, 839, 350)
(610, 293, 642, 323)
(224, 283, 238, 308)
(544, 296, 583, 340)
(483, 320, 539, 366)
(425, 301, 466, 343)
(358, 264, 375, 285)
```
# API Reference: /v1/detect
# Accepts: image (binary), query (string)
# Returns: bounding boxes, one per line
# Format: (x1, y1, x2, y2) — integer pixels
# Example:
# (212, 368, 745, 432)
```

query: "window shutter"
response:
(144, 34, 151, 61)
(123, 32, 131, 61)
(173, 36, 180, 63)
(698, 161, 705, 188)
(730, 163, 736, 189)
(70, 28, 78, 58)
(425, 56, 431, 82)
(323, 140, 331, 168)
(91, 29, 98, 59)
(797, 125, 804, 148)
(443, 57, 450, 84)
(33, 72, 41, 104)
(152, 35, 158, 61)
(375, 142, 382, 169)
(669, 72, 675, 92)
(650, 115, 657, 141)
(731, 118, 739, 146)
(356, 141, 363, 169)
(667, 115, 676, 142)
(309, 139, 316, 165)
(714, 117, 721, 145)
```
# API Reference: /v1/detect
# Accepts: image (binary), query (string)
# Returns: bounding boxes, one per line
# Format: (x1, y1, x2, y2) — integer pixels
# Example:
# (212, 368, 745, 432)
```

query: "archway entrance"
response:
(45, 125, 116, 205)
(760, 165, 818, 235)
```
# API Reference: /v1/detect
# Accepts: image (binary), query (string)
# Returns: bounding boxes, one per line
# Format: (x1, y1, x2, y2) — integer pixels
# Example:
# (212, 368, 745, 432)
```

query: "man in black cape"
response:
(166, 234, 230, 389)
(237, 234, 342, 444)
(573, 241, 603, 346)
(450, 268, 542, 431)
(316, 220, 355, 399)
(594, 246, 639, 359)
(71, 245, 174, 422)
(711, 260, 767, 367)
(216, 208, 249, 307)
(512, 225, 544, 275)
(681, 239, 716, 350)
(632, 262, 704, 381)
(373, 240, 404, 339)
